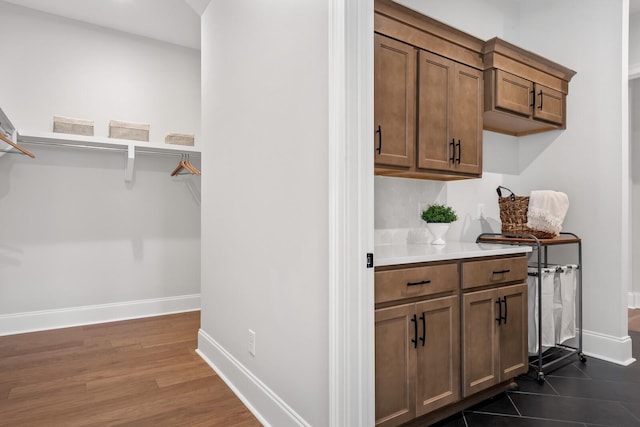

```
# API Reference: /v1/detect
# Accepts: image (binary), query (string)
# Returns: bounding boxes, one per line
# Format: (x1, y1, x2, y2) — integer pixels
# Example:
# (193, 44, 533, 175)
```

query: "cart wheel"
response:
(579, 353, 587, 363)
(536, 372, 545, 384)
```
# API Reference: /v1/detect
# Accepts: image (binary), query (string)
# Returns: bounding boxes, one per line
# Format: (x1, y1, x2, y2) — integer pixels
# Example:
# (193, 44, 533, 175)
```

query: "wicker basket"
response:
(496, 186, 557, 239)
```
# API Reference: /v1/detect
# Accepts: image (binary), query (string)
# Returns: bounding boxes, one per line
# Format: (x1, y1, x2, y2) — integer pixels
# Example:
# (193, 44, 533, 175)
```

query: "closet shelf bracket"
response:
(126, 144, 135, 182)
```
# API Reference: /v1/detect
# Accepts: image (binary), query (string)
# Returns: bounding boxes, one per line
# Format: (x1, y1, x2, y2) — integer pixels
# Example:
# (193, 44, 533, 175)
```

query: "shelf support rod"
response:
(125, 144, 135, 182)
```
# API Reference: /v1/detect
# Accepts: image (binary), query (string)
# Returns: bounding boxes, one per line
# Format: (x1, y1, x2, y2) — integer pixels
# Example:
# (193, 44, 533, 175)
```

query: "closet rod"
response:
(18, 140, 199, 158)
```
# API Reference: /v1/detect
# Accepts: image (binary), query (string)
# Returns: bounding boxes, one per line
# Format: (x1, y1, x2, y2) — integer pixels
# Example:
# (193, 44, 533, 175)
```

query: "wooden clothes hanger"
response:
(0, 132, 35, 158)
(184, 154, 200, 175)
(171, 154, 200, 176)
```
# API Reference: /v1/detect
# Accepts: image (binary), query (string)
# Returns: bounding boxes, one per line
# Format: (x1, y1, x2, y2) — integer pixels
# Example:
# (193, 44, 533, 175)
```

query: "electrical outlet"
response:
(248, 329, 256, 357)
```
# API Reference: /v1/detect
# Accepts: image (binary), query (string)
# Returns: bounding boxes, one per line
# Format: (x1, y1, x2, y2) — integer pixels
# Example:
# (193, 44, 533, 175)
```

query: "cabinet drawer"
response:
(494, 69, 533, 117)
(376, 263, 458, 304)
(462, 256, 527, 289)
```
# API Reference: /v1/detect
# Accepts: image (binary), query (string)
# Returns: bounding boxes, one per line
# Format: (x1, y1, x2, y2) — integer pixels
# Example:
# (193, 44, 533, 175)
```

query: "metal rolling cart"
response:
(477, 232, 586, 383)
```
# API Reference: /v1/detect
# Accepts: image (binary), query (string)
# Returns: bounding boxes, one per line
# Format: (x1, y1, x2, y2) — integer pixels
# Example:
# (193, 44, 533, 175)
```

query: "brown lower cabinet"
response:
(375, 254, 528, 427)
(375, 296, 460, 427)
(462, 283, 528, 397)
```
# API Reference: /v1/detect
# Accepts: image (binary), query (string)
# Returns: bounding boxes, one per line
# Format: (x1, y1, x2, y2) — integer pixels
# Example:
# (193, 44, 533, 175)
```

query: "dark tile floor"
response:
(430, 330, 640, 427)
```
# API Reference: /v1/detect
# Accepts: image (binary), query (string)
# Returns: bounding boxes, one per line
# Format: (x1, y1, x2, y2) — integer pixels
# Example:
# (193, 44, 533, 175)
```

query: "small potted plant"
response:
(421, 204, 458, 245)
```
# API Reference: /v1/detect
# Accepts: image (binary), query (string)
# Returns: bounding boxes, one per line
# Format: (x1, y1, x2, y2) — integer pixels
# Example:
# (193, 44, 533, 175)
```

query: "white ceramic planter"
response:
(427, 223, 450, 245)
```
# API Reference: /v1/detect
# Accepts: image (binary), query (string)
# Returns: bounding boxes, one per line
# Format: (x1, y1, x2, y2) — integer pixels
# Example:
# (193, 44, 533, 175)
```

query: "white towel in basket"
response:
(526, 190, 569, 235)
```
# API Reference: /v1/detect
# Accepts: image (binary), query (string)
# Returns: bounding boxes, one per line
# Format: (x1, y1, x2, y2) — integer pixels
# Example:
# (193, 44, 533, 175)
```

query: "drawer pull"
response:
(492, 269, 510, 275)
(502, 296, 508, 324)
(449, 138, 455, 163)
(375, 125, 382, 155)
(419, 312, 426, 347)
(495, 297, 507, 325)
(411, 314, 418, 348)
(407, 280, 431, 287)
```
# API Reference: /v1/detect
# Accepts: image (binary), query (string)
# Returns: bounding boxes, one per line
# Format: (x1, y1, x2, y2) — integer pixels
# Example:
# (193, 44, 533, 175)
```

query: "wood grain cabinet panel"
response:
(450, 62, 483, 175)
(532, 83, 564, 125)
(374, 0, 484, 180)
(417, 52, 482, 176)
(375, 303, 416, 427)
(375, 254, 528, 425)
(498, 284, 529, 379)
(374, 33, 416, 169)
(462, 255, 527, 289)
(415, 296, 460, 416)
(375, 296, 460, 427)
(494, 69, 533, 116)
(375, 262, 458, 304)
(462, 283, 528, 397)
(483, 38, 576, 136)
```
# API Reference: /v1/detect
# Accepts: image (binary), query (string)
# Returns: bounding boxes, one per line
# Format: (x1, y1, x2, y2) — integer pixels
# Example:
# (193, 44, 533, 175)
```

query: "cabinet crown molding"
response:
(483, 37, 576, 83)
(374, 0, 484, 70)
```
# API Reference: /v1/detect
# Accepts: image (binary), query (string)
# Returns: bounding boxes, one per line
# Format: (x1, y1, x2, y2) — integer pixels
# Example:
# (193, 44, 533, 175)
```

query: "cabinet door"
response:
(417, 50, 453, 172)
(498, 283, 529, 379)
(462, 289, 499, 397)
(533, 83, 564, 125)
(374, 34, 416, 169)
(415, 296, 460, 417)
(494, 69, 533, 116)
(451, 63, 483, 175)
(375, 303, 416, 427)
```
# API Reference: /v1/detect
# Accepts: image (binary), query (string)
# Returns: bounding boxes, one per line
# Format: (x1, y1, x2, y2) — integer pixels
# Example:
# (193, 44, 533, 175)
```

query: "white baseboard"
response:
(197, 329, 309, 427)
(0, 294, 200, 336)
(579, 328, 636, 366)
(628, 291, 640, 308)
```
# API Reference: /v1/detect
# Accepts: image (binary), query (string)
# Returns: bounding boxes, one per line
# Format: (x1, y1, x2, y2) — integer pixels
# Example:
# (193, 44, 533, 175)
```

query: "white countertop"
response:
(375, 241, 532, 267)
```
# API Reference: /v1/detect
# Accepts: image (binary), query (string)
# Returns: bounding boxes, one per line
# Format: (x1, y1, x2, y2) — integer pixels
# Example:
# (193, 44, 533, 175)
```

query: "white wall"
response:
(631, 12, 640, 307)
(631, 12, 640, 75)
(0, 1, 200, 143)
(0, 2, 201, 334)
(375, 0, 633, 364)
(198, 0, 328, 426)
(631, 79, 640, 307)
(514, 0, 630, 361)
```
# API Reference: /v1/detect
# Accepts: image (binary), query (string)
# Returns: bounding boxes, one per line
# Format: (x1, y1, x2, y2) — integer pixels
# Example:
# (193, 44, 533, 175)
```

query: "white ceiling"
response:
(4, 0, 639, 50)
(1, 0, 210, 50)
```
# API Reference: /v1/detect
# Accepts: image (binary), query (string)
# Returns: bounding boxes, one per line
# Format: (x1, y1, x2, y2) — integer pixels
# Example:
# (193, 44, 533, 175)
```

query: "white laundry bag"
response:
(528, 267, 556, 354)
(554, 265, 577, 344)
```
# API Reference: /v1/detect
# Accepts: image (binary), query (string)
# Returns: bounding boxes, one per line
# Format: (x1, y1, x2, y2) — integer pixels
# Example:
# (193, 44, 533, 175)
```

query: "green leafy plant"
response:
(421, 204, 458, 223)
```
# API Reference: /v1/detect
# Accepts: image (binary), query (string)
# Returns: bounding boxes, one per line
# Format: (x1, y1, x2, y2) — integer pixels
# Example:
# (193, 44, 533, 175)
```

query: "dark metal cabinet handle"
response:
(538, 90, 543, 110)
(456, 140, 461, 164)
(449, 138, 455, 163)
(375, 125, 382, 154)
(419, 312, 426, 347)
(407, 280, 431, 287)
(411, 314, 418, 348)
(530, 89, 535, 108)
(492, 269, 511, 275)
(502, 296, 508, 324)
(495, 298, 502, 325)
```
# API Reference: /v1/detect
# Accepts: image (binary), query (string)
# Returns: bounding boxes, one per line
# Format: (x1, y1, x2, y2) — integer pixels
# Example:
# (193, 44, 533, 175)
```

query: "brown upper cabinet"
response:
(374, 0, 484, 180)
(374, 1, 577, 179)
(374, 34, 416, 169)
(483, 37, 576, 136)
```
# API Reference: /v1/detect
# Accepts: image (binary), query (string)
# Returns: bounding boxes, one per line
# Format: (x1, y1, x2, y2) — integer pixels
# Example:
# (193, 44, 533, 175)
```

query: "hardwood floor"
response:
(0, 312, 261, 426)
(2, 309, 639, 426)
(630, 308, 640, 332)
